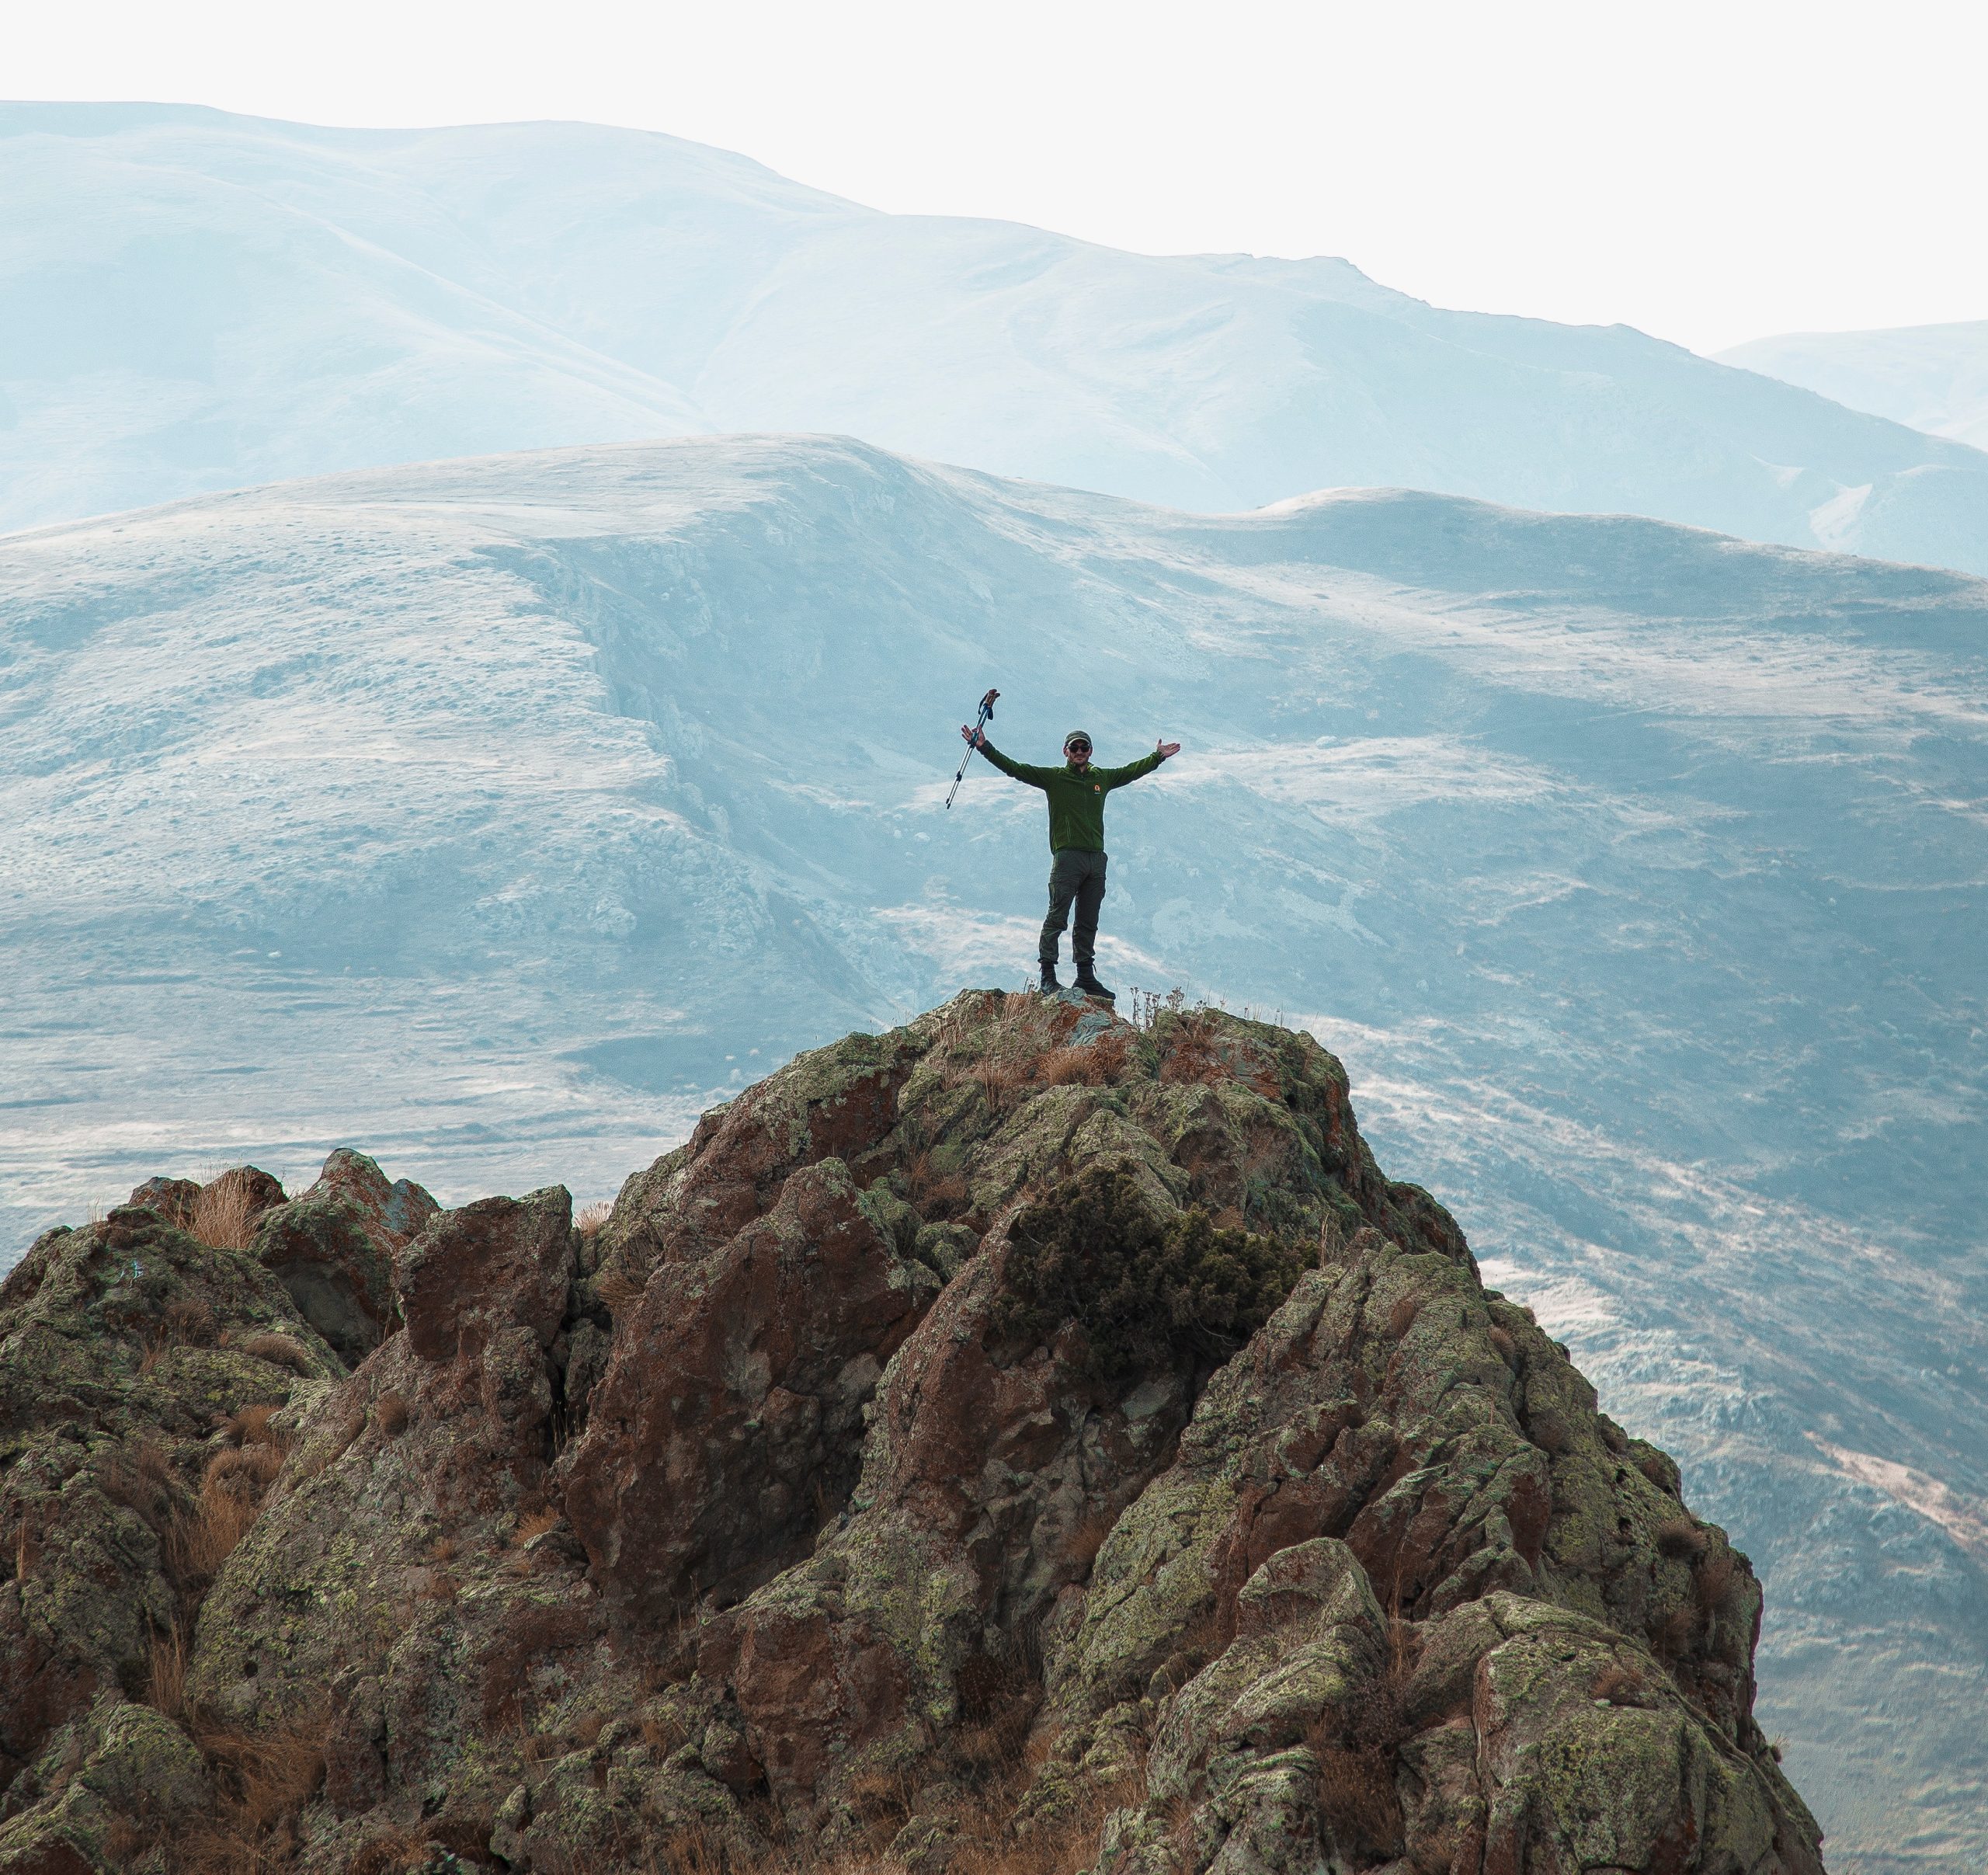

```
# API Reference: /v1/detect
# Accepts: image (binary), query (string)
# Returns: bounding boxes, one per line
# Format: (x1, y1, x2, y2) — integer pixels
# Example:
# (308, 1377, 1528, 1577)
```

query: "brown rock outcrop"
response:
(251, 1148, 437, 1365)
(564, 1158, 940, 1624)
(395, 1185, 572, 1363)
(0, 993, 1824, 1874)
(0, 1203, 339, 1800)
(592, 1024, 930, 1286)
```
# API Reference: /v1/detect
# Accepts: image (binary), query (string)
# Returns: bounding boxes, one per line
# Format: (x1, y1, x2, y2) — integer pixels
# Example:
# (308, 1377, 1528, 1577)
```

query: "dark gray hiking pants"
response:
(1041, 847, 1107, 967)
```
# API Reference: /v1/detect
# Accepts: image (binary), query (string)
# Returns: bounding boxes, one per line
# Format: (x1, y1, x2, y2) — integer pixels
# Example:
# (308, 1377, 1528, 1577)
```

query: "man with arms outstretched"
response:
(960, 722, 1181, 999)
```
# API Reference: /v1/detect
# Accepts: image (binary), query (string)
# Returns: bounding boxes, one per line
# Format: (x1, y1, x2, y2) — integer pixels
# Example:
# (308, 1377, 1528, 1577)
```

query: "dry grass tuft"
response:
(1158, 1013, 1228, 1087)
(1590, 1661, 1646, 1706)
(656, 1825, 728, 1875)
(1038, 1030, 1134, 1090)
(903, 1149, 971, 1219)
(374, 1391, 410, 1437)
(847, 1762, 916, 1845)
(1654, 1515, 1708, 1560)
(1304, 1651, 1408, 1859)
(171, 1477, 260, 1580)
(576, 1200, 614, 1237)
(191, 1174, 265, 1254)
(978, 1056, 1033, 1118)
(1311, 1738, 1405, 1859)
(1693, 1548, 1737, 1611)
(241, 1331, 314, 1376)
(146, 1623, 190, 1719)
(346, 1825, 440, 1875)
(640, 1708, 686, 1758)
(176, 1709, 328, 1873)
(594, 1264, 648, 1317)
(100, 1437, 178, 1535)
(943, 1771, 1142, 1875)
(162, 1430, 290, 1587)
(513, 1505, 562, 1546)
(1066, 1505, 1119, 1576)
(217, 1403, 282, 1449)
(137, 1434, 179, 1497)
(165, 1295, 220, 1346)
(207, 1442, 285, 1496)
(520, 1727, 565, 1765)
(1487, 1324, 1517, 1362)
(1038, 1045, 1105, 1087)
(1651, 1604, 1700, 1657)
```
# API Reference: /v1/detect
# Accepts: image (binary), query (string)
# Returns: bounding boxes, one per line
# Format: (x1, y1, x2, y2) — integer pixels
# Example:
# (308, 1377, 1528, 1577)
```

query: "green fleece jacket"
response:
(978, 741, 1166, 852)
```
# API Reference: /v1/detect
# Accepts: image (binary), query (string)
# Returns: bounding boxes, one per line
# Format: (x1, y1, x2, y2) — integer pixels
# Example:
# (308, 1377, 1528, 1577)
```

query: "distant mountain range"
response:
(6, 103, 1988, 573)
(2, 437, 1983, 1865)
(1722, 318, 1988, 454)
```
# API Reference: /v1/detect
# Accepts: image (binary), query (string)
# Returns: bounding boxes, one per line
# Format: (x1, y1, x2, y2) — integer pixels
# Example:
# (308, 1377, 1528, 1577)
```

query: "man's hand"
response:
(1157, 739, 1181, 759)
(961, 723, 986, 749)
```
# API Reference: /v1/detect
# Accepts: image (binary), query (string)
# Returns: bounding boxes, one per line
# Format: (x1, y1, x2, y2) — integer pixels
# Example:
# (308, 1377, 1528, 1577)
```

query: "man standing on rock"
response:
(960, 722, 1180, 999)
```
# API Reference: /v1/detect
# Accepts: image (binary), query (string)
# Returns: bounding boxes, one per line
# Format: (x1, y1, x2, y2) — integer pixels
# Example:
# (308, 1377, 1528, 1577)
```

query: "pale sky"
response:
(10, 0, 1986, 354)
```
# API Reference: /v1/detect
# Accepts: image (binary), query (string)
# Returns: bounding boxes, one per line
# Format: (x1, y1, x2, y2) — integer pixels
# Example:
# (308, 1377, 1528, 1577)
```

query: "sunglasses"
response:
(1065, 741, 1092, 754)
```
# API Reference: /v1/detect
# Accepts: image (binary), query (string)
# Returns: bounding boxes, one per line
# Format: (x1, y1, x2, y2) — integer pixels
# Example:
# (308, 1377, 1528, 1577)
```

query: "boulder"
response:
(126, 1178, 201, 1231)
(252, 1148, 437, 1365)
(705, 1184, 1214, 1825)
(0, 1698, 209, 1874)
(394, 1185, 572, 1362)
(593, 1023, 931, 1284)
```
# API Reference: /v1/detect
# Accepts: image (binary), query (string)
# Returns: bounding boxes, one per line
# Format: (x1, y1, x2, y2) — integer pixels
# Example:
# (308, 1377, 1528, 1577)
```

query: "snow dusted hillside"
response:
(1722, 318, 1988, 454)
(8, 103, 1988, 576)
(1, 436, 1983, 1863)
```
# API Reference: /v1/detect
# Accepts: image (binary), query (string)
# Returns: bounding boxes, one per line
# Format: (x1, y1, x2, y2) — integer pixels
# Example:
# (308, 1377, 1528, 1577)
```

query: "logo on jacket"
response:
(1093, 783, 1101, 791)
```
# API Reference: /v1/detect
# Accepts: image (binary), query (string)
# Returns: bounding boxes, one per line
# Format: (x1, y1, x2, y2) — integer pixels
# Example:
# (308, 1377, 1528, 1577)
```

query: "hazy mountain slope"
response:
(0, 104, 714, 526)
(7, 103, 1988, 576)
(1722, 319, 1988, 453)
(1, 437, 1983, 1866)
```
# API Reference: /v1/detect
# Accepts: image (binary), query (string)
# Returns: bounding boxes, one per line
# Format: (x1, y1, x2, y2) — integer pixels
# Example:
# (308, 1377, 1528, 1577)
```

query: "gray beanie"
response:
(1063, 729, 1092, 750)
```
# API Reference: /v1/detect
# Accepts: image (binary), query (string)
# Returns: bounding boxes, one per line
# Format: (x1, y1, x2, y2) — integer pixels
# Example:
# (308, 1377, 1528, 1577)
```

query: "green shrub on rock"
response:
(996, 1164, 1305, 1386)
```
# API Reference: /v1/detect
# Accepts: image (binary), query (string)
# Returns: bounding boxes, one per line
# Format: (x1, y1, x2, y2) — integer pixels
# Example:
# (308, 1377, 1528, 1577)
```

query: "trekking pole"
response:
(945, 687, 1000, 809)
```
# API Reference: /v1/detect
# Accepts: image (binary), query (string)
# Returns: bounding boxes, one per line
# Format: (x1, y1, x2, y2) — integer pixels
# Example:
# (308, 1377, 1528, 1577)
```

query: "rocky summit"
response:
(0, 992, 1822, 1875)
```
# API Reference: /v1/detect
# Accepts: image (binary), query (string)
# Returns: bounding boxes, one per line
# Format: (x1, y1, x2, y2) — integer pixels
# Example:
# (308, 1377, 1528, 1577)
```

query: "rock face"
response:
(565, 1159, 940, 1626)
(0, 992, 1823, 1873)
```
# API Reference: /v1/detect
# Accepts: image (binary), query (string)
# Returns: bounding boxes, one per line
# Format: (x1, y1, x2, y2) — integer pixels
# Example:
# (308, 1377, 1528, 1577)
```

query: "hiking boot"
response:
(1039, 962, 1062, 993)
(1074, 966, 1114, 1001)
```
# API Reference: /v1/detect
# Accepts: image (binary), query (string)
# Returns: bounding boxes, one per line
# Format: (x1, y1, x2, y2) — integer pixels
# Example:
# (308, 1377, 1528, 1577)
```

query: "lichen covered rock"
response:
(0, 1202, 339, 1796)
(0, 994, 1823, 1872)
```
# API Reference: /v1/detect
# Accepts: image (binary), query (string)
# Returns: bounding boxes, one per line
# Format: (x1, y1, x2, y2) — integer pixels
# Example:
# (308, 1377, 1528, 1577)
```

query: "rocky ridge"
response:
(0, 992, 1823, 1873)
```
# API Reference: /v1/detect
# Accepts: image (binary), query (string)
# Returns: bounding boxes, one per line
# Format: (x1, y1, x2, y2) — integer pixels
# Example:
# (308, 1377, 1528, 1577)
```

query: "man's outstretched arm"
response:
(961, 725, 1058, 787)
(1097, 739, 1182, 788)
